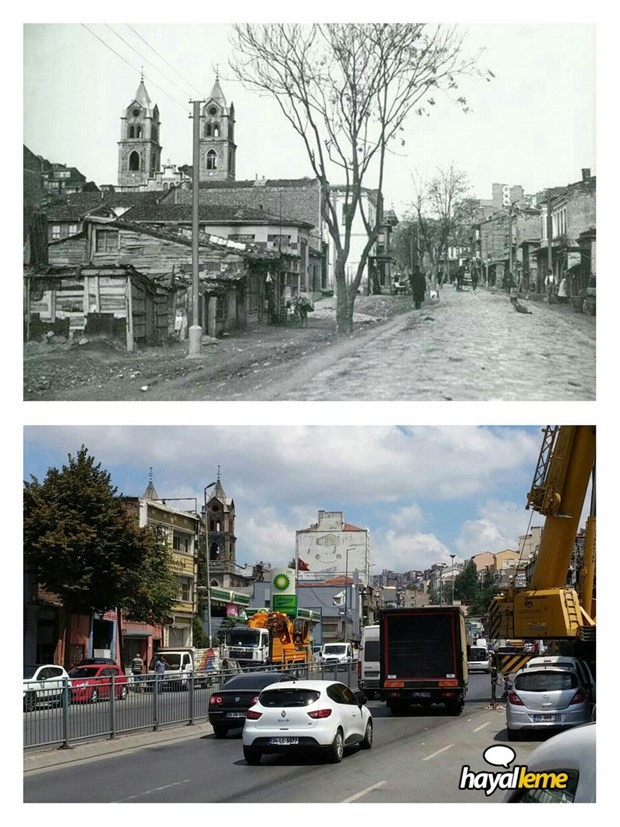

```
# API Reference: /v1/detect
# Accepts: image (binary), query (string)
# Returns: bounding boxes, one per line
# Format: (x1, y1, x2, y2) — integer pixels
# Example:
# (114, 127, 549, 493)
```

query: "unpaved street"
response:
(23, 289, 595, 402)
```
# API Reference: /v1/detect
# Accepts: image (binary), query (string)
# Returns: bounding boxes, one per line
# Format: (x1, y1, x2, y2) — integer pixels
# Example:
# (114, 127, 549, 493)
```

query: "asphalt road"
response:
(24, 675, 545, 804)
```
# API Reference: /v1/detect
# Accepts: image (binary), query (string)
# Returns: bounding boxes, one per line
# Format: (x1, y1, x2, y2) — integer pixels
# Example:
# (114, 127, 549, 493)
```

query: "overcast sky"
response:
(23, 425, 555, 574)
(23, 15, 596, 215)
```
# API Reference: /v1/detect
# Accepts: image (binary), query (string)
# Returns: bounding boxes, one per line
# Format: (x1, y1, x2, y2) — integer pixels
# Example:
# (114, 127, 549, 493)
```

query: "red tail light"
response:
(307, 708, 332, 719)
(570, 690, 587, 705)
(209, 695, 223, 705)
(246, 709, 262, 720)
(507, 691, 524, 706)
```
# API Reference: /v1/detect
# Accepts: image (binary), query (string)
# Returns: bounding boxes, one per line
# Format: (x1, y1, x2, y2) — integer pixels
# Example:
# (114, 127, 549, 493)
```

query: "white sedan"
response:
(242, 679, 373, 765)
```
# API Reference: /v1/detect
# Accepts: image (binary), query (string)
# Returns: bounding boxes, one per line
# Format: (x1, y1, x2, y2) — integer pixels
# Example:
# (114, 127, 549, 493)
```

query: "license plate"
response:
(533, 714, 560, 722)
(268, 737, 299, 745)
(226, 712, 246, 718)
(410, 692, 431, 698)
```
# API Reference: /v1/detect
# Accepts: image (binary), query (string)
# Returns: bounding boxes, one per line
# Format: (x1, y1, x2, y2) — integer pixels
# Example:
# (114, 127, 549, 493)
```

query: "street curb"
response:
(24, 721, 214, 773)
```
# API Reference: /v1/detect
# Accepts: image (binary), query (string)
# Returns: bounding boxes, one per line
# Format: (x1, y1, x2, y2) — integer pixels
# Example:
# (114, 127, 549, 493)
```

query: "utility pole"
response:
(546, 190, 554, 278)
(188, 99, 204, 358)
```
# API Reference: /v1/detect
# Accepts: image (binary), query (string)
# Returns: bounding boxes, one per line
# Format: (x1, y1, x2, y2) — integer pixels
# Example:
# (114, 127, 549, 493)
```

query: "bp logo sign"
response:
(273, 572, 291, 592)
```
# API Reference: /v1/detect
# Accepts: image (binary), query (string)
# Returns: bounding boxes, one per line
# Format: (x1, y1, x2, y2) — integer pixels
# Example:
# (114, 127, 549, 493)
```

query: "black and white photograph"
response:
(23, 16, 596, 401)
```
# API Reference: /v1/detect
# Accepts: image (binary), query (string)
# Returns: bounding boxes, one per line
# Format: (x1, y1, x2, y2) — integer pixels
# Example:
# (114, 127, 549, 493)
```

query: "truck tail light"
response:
(507, 691, 524, 706)
(570, 690, 586, 705)
(246, 709, 262, 719)
(307, 708, 332, 719)
(358, 660, 361, 680)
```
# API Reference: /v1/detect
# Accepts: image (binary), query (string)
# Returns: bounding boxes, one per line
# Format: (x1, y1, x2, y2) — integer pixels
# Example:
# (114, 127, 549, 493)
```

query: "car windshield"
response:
(514, 671, 578, 692)
(225, 629, 261, 647)
(68, 667, 98, 678)
(23, 665, 39, 679)
(259, 688, 321, 707)
(323, 645, 347, 655)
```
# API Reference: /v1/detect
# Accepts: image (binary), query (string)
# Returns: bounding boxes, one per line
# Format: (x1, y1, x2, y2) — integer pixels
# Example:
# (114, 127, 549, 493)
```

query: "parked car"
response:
(522, 656, 596, 703)
(23, 664, 70, 711)
(467, 646, 490, 673)
(503, 723, 596, 803)
(208, 671, 295, 738)
(505, 666, 591, 740)
(242, 679, 373, 765)
(68, 664, 128, 703)
(76, 657, 116, 665)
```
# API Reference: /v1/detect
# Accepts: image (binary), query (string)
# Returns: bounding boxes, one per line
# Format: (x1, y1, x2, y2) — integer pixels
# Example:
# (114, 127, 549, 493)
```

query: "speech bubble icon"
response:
(483, 745, 516, 768)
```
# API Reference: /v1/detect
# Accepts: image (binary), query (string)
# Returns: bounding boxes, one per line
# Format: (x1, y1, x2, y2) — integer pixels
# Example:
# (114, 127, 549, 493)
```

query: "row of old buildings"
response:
(23, 75, 399, 349)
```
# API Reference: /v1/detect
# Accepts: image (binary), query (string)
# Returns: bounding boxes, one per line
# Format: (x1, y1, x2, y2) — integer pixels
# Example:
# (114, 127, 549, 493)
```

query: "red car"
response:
(68, 664, 128, 703)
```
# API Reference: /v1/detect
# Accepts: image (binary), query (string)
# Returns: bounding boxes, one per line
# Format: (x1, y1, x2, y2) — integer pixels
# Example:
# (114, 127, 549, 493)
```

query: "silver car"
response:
(506, 667, 591, 739)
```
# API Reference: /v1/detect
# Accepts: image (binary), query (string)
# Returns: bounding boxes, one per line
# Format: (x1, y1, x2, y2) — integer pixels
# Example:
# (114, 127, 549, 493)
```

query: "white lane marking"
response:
(342, 781, 386, 803)
(115, 779, 191, 801)
(422, 744, 454, 761)
(473, 722, 491, 733)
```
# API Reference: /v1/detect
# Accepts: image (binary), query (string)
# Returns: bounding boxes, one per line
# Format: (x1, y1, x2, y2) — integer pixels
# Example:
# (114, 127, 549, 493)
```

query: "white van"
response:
(358, 624, 380, 698)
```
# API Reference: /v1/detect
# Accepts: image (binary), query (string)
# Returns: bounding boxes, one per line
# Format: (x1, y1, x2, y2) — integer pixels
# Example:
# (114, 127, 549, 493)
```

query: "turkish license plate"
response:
(410, 691, 431, 698)
(226, 712, 246, 718)
(533, 714, 560, 722)
(269, 737, 299, 745)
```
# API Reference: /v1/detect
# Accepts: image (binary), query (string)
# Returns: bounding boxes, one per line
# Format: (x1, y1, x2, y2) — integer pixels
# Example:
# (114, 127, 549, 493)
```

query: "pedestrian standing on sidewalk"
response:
(131, 652, 144, 692)
(154, 654, 169, 691)
(489, 652, 499, 706)
(557, 275, 569, 304)
(410, 265, 427, 310)
(545, 269, 557, 303)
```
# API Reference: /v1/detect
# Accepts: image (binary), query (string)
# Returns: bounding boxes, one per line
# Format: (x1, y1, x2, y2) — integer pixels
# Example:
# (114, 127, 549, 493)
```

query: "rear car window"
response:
(259, 688, 320, 707)
(469, 649, 488, 661)
(364, 640, 380, 661)
(514, 671, 578, 692)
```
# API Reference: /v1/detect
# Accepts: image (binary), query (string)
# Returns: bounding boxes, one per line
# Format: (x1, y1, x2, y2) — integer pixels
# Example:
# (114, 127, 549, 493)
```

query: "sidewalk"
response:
(24, 720, 214, 774)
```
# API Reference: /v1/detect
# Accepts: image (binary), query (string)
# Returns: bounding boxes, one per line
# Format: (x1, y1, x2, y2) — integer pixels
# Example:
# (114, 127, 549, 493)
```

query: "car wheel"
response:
(118, 685, 128, 701)
(24, 692, 36, 712)
(360, 719, 373, 750)
(328, 728, 345, 763)
(213, 725, 228, 739)
(90, 688, 99, 703)
(243, 747, 262, 765)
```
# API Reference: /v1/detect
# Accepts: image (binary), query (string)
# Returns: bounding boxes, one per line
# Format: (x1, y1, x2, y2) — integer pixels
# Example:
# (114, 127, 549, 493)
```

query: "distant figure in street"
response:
(557, 276, 569, 304)
(510, 296, 532, 314)
(409, 265, 427, 310)
(455, 267, 465, 291)
(471, 268, 479, 291)
(131, 653, 144, 692)
(154, 654, 168, 689)
(490, 652, 499, 706)
(545, 269, 557, 303)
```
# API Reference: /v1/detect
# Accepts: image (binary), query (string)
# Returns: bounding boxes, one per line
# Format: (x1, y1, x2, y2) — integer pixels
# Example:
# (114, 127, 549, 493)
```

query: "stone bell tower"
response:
(204, 471, 237, 588)
(118, 75, 161, 188)
(199, 74, 236, 182)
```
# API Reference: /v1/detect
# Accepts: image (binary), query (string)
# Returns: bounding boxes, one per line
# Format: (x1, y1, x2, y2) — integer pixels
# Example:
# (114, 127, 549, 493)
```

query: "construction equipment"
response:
(222, 610, 312, 667)
(490, 426, 596, 645)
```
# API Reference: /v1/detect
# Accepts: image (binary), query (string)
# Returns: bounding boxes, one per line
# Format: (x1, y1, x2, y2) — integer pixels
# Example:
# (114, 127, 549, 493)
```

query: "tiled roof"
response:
(120, 202, 306, 226)
(197, 177, 319, 190)
(45, 191, 164, 220)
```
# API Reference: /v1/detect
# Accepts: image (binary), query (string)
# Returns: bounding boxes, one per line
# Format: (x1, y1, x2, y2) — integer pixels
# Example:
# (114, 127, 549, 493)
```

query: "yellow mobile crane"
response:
(490, 426, 596, 647)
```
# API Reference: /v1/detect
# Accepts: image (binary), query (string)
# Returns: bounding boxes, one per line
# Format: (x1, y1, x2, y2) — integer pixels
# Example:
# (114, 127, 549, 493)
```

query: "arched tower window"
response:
(206, 150, 217, 170)
(213, 123, 220, 138)
(129, 151, 141, 171)
(136, 125, 142, 138)
(129, 126, 135, 138)
(205, 123, 212, 138)
(152, 126, 158, 142)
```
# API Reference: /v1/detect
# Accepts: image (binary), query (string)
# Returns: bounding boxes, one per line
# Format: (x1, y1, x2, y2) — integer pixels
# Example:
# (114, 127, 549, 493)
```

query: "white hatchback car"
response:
(23, 664, 70, 711)
(506, 666, 591, 739)
(242, 679, 373, 764)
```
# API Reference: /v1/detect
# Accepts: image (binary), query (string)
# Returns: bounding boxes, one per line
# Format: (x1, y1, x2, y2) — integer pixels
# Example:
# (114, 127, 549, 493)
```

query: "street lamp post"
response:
(450, 554, 456, 606)
(203, 482, 217, 647)
(343, 547, 355, 641)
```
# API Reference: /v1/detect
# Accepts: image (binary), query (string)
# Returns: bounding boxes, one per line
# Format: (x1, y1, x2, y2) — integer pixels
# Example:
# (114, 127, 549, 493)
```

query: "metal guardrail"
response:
(23, 660, 359, 751)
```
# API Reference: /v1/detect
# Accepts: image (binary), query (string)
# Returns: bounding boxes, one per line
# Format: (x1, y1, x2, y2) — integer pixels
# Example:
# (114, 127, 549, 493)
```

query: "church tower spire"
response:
(199, 75, 236, 182)
(118, 75, 162, 188)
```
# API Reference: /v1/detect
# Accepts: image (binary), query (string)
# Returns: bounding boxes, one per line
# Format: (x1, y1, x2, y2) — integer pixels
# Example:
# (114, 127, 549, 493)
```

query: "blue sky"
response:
(23, 425, 550, 573)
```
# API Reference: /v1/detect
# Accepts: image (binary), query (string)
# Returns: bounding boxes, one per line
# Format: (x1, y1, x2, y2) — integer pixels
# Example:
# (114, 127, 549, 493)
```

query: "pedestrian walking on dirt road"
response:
(545, 269, 557, 303)
(409, 266, 427, 310)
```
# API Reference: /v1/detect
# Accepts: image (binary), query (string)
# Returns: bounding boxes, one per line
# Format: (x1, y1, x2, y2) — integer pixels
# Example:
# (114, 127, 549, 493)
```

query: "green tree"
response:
(468, 571, 501, 617)
(454, 560, 481, 603)
(230, 24, 488, 334)
(24, 446, 176, 668)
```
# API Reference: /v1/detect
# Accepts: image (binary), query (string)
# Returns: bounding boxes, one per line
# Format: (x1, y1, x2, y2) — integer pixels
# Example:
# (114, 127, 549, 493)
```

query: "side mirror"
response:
(355, 691, 368, 706)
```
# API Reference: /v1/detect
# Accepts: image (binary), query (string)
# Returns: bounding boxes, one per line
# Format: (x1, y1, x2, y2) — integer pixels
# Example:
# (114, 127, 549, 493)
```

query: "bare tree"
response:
(230, 24, 488, 333)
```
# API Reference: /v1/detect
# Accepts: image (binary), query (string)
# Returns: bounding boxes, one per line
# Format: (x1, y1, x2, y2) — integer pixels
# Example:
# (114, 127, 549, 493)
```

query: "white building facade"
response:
(296, 510, 371, 587)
